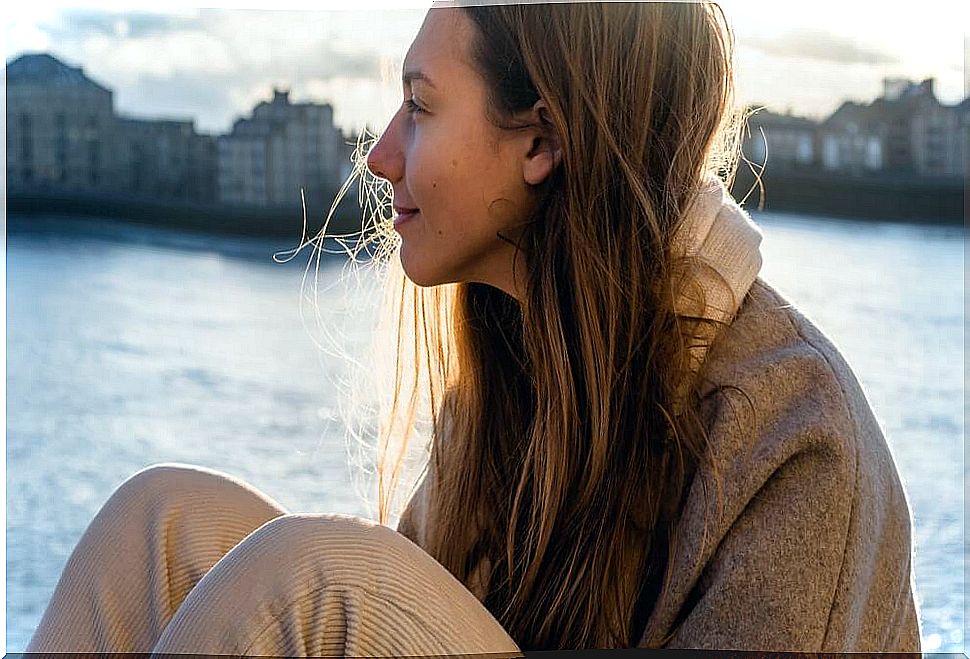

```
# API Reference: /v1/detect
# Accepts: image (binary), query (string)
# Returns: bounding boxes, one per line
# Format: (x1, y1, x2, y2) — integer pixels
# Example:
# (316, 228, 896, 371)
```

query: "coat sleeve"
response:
(661, 439, 856, 652)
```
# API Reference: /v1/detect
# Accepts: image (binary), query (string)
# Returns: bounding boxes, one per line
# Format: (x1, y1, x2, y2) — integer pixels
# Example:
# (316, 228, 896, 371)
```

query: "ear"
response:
(521, 99, 563, 186)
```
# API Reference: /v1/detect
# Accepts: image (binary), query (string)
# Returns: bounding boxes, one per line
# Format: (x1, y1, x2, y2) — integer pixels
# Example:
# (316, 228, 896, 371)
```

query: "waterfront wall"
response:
(7, 169, 966, 239)
(729, 168, 965, 225)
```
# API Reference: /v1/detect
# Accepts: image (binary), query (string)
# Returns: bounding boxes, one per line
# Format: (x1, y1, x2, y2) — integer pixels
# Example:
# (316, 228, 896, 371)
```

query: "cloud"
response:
(24, 8, 392, 132)
(292, 43, 380, 80)
(41, 9, 200, 40)
(745, 28, 901, 66)
(37, 8, 384, 80)
(112, 70, 242, 128)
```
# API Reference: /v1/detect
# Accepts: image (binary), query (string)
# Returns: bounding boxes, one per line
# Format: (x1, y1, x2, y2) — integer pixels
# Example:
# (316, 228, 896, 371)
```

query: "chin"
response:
(399, 250, 448, 289)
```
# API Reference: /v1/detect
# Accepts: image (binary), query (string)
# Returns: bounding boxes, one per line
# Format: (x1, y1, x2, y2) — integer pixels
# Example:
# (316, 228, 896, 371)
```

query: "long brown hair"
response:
(314, 0, 752, 650)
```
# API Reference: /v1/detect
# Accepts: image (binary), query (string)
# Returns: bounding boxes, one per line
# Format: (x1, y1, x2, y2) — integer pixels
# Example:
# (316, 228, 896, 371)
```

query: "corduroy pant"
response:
(24, 462, 524, 658)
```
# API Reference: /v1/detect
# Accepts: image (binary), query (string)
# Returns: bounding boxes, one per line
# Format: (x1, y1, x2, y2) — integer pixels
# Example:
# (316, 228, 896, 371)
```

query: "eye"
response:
(404, 97, 426, 115)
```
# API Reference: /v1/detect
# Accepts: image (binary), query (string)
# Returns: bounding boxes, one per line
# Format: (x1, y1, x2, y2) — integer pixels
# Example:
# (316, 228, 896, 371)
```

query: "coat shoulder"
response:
(695, 276, 865, 477)
(651, 276, 921, 651)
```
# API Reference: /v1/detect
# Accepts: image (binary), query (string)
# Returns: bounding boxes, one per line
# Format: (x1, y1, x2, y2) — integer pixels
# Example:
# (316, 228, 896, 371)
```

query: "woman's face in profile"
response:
(366, 8, 537, 298)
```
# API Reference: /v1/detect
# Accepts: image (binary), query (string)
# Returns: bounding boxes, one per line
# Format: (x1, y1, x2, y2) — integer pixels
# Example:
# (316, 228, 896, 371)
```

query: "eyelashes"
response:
(404, 98, 426, 115)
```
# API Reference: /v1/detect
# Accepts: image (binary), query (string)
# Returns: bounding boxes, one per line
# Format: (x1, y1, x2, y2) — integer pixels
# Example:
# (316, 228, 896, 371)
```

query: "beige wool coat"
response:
(395, 177, 922, 652)
(634, 275, 922, 651)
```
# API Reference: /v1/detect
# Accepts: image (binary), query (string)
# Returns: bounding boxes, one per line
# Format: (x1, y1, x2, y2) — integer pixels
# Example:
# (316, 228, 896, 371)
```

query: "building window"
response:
(86, 115, 99, 186)
(20, 113, 32, 164)
(55, 112, 68, 183)
(88, 142, 100, 186)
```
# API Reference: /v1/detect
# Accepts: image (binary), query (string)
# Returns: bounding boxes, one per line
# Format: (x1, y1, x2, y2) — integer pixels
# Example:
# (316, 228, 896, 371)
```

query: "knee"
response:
(124, 461, 215, 487)
(109, 462, 287, 519)
(113, 462, 227, 504)
(230, 513, 417, 582)
(244, 512, 398, 553)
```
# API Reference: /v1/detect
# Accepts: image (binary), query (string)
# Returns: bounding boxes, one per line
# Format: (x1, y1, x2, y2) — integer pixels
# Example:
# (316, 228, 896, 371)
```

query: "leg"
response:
(149, 513, 524, 658)
(25, 462, 290, 653)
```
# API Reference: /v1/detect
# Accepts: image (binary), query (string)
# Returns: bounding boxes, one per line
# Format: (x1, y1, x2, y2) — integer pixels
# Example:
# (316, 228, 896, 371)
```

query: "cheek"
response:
(405, 126, 512, 235)
(409, 150, 475, 218)
(407, 147, 446, 200)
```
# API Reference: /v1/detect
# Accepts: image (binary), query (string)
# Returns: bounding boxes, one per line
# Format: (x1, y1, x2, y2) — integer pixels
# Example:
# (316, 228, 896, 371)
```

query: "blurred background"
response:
(4, 0, 967, 654)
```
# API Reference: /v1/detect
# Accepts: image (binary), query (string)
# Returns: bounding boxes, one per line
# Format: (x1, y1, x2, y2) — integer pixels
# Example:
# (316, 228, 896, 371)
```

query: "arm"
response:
(662, 443, 854, 652)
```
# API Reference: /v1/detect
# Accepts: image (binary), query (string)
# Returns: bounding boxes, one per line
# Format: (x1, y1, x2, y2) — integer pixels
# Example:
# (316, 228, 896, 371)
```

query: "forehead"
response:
(403, 8, 474, 83)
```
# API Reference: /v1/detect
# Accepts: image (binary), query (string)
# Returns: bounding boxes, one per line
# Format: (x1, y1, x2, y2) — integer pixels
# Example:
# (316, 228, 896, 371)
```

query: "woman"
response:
(25, 2, 921, 655)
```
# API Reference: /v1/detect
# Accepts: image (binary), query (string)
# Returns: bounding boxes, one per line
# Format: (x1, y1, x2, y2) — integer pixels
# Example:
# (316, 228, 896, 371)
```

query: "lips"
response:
(393, 208, 419, 229)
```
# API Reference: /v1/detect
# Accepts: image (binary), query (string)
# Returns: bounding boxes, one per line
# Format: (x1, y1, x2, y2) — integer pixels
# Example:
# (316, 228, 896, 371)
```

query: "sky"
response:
(4, 0, 968, 137)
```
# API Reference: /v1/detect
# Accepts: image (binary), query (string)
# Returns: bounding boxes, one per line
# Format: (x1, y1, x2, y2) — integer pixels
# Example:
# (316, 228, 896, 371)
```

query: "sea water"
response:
(5, 211, 965, 652)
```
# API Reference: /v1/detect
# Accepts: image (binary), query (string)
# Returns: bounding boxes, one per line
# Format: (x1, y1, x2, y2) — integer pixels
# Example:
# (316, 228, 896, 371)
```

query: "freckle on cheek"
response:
(451, 159, 458, 167)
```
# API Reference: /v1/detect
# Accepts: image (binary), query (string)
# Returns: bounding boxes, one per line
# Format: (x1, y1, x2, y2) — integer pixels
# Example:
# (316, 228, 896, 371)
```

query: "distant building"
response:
(217, 88, 346, 210)
(956, 98, 970, 179)
(117, 118, 218, 203)
(217, 123, 269, 207)
(744, 78, 969, 180)
(819, 101, 884, 174)
(338, 129, 363, 183)
(867, 78, 961, 177)
(6, 53, 122, 192)
(820, 77, 966, 178)
(6, 52, 218, 202)
(742, 106, 818, 172)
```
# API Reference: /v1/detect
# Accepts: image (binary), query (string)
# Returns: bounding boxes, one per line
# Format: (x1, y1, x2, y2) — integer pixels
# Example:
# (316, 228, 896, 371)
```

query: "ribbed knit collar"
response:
(669, 174, 764, 408)
(671, 174, 764, 325)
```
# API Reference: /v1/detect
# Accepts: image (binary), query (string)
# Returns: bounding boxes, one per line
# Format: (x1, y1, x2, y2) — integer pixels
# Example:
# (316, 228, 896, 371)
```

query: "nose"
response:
(365, 119, 403, 184)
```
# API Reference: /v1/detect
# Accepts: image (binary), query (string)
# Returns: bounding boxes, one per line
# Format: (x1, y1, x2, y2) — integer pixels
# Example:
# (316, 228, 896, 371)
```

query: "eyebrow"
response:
(402, 69, 437, 90)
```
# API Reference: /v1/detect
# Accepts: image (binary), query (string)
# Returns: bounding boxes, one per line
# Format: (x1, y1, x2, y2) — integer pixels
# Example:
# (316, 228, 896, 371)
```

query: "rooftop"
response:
(6, 53, 111, 94)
